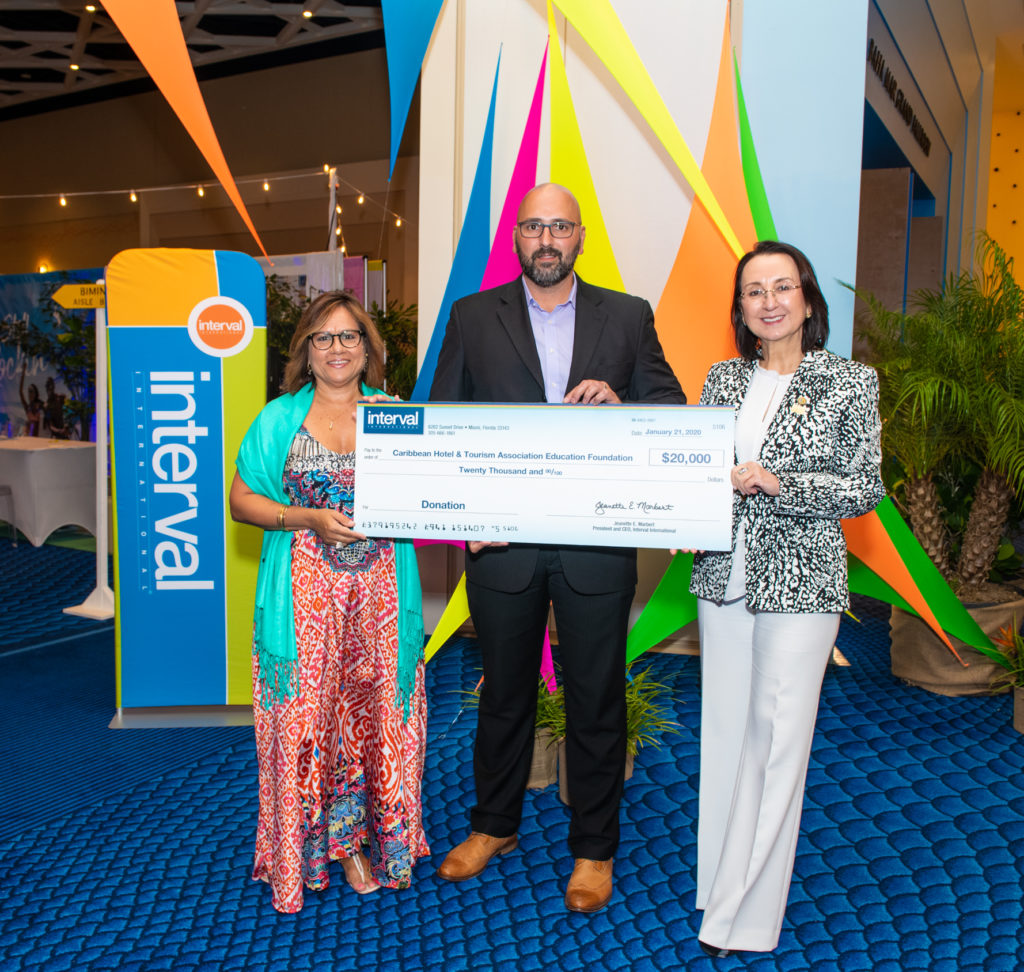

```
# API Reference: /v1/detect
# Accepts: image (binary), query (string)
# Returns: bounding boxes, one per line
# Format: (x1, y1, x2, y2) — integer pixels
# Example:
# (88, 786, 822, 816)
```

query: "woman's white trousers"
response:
(696, 597, 839, 952)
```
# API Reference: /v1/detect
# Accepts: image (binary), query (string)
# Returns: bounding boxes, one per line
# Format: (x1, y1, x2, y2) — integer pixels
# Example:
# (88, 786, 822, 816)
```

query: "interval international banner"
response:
(107, 249, 266, 708)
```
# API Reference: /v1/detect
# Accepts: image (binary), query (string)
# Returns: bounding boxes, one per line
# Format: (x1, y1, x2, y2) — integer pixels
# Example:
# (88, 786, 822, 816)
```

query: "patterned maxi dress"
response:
(251, 428, 429, 913)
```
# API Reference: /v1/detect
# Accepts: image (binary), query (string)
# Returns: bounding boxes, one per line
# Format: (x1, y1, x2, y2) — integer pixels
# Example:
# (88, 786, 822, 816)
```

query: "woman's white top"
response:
(723, 364, 796, 601)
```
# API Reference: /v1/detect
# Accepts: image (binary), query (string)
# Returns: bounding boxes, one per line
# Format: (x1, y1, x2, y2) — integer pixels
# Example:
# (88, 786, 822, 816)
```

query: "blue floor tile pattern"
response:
(1, 542, 1022, 970)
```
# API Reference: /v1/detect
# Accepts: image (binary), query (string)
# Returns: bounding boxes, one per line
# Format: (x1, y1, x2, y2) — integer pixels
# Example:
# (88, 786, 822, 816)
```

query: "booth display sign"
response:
(0, 268, 102, 440)
(52, 283, 106, 310)
(106, 248, 265, 708)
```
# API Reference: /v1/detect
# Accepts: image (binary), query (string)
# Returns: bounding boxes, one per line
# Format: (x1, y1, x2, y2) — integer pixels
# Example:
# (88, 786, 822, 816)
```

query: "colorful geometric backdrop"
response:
(387, 0, 992, 665)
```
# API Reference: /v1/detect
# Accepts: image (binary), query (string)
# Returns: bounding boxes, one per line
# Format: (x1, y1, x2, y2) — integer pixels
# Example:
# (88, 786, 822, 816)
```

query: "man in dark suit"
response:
(430, 183, 684, 912)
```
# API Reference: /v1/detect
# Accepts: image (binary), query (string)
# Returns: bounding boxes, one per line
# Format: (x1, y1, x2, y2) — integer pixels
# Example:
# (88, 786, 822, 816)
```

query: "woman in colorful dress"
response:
(689, 241, 885, 956)
(230, 291, 427, 913)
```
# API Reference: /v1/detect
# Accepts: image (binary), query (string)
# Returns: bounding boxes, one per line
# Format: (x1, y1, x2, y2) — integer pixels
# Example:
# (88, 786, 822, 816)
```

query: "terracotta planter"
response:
(556, 738, 634, 807)
(526, 728, 559, 790)
(889, 597, 1024, 696)
(1014, 688, 1024, 734)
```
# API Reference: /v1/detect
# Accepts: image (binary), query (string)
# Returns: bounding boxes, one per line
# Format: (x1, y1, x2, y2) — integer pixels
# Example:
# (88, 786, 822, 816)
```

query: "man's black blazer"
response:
(429, 275, 685, 595)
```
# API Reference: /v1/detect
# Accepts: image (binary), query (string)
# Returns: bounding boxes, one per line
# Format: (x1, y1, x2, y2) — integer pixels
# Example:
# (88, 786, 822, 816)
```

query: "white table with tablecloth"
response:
(0, 438, 96, 546)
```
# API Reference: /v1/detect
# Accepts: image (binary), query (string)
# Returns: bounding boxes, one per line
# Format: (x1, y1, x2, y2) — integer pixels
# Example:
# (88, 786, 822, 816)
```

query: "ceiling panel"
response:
(0, 0, 383, 118)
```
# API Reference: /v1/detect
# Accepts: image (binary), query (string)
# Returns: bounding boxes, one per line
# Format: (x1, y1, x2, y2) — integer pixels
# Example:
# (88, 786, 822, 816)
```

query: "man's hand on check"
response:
(467, 541, 510, 554)
(563, 379, 621, 405)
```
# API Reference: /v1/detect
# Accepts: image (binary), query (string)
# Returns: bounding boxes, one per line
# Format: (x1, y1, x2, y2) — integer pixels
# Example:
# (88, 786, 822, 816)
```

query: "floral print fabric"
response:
(251, 428, 428, 913)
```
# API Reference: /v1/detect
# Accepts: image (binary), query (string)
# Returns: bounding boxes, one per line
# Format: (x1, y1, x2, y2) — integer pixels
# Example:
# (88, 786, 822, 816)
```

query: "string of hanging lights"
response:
(1, 167, 411, 230)
(10, 166, 411, 271)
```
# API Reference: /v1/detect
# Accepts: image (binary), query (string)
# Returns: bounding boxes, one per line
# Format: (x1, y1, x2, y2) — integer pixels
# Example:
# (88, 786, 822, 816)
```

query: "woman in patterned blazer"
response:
(689, 241, 885, 957)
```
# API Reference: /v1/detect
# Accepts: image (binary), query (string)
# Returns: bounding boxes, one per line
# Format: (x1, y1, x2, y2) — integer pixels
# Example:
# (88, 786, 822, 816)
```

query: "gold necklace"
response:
(314, 398, 352, 432)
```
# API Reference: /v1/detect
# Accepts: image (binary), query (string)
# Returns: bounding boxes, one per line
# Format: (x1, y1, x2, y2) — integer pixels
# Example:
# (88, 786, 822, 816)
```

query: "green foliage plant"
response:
(988, 617, 1024, 692)
(370, 299, 418, 399)
(264, 274, 310, 398)
(533, 676, 565, 743)
(623, 663, 681, 759)
(858, 289, 962, 579)
(462, 674, 566, 742)
(264, 280, 418, 401)
(265, 274, 310, 359)
(462, 661, 680, 760)
(858, 234, 1024, 599)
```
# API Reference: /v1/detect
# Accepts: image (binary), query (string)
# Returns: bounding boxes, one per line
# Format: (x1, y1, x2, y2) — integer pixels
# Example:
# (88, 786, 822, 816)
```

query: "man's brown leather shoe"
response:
(564, 858, 614, 912)
(436, 832, 519, 882)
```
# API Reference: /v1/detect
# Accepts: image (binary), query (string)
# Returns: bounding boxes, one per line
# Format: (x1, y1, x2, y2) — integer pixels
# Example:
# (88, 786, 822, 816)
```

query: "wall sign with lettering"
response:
(867, 38, 931, 157)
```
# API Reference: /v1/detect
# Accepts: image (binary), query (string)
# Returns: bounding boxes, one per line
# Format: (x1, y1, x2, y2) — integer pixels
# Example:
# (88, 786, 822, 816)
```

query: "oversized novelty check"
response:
(354, 402, 734, 550)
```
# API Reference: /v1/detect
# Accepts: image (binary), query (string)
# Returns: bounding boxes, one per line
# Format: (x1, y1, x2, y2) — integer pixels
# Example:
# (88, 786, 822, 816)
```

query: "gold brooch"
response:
(791, 395, 810, 415)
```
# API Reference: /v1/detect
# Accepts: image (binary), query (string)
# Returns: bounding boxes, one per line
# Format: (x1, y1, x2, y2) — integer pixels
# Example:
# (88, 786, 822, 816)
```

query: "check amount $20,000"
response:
(354, 401, 735, 551)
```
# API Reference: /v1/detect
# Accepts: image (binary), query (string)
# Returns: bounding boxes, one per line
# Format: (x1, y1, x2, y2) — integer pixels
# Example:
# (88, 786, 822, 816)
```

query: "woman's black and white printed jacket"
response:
(689, 349, 886, 614)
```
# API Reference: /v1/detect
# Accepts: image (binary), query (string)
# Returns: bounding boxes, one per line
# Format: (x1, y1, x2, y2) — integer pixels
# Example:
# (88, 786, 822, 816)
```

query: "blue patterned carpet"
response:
(0, 543, 1022, 971)
(0, 542, 111, 656)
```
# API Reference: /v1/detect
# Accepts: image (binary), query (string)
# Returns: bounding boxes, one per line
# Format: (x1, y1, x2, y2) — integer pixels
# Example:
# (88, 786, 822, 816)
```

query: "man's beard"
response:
(517, 240, 580, 287)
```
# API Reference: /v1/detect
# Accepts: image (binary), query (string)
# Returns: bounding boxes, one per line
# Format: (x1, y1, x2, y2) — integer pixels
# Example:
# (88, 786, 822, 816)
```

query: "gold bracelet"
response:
(277, 506, 287, 529)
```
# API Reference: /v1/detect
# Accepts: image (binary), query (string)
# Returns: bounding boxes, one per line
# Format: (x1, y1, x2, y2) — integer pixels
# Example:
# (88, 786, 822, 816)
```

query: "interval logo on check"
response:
(362, 405, 425, 434)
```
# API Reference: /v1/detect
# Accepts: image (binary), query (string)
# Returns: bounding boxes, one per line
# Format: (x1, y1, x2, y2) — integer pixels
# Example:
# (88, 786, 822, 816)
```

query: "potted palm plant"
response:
(460, 674, 563, 790)
(557, 663, 680, 806)
(989, 620, 1024, 733)
(466, 662, 681, 798)
(530, 676, 564, 790)
(858, 234, 1024, 694)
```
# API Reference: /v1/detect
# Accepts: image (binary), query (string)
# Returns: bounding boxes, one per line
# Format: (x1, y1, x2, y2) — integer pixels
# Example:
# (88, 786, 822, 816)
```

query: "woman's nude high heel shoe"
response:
(341, 851, 381, 894)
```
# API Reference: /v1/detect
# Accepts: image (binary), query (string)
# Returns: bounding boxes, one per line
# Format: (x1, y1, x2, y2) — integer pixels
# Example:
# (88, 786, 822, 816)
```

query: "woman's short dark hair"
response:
(281, 290, 386, 393)
(731, 240, 829, 360)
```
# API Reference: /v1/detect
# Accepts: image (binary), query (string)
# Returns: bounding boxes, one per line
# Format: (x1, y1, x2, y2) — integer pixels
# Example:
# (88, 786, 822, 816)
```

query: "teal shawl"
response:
(235, 382, 425, 719)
